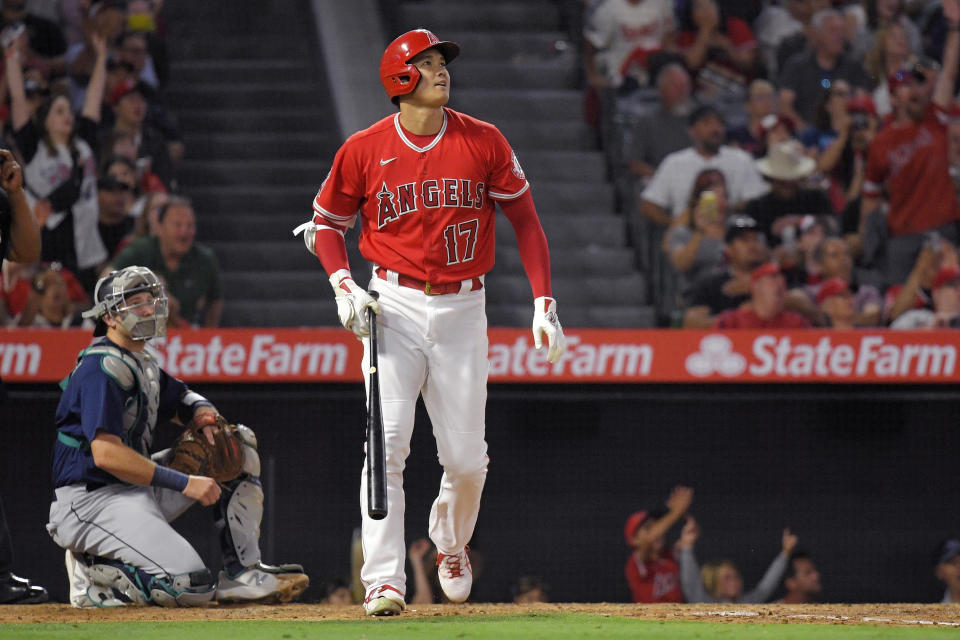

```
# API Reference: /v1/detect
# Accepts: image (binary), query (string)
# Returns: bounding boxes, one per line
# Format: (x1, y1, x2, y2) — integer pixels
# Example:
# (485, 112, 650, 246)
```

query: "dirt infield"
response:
(1, 602, 959, 627)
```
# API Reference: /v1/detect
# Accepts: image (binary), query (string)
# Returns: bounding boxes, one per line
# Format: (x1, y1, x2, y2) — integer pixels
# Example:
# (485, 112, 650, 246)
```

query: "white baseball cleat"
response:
(436, 548, 472, 603)
(215, 567, 309, 604)
(363, 585, 405, 616)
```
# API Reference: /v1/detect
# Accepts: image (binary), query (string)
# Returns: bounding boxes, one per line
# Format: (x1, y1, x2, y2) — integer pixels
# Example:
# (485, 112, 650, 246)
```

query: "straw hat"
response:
(756, 140, 816, 181)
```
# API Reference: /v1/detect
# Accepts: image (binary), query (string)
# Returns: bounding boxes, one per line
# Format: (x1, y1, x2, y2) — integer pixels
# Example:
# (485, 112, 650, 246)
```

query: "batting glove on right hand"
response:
(329, 270, 380, 339)
(532, 296, 566, 364)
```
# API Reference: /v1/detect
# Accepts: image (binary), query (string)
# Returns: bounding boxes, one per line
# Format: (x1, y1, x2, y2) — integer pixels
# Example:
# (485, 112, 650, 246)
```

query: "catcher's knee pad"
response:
(236, 424, 260, 476)
(218, 478, 264, 568)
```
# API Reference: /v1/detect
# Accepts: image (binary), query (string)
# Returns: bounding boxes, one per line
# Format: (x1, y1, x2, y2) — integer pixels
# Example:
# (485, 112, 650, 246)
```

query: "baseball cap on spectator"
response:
(847, 94, 877, 116)
(725, 214, 758, 243)
(933, 538, 960, 566)
(932, 265, 960, 291)
(688, 104, 723, 127)
(751, 261, 781, 282)
(623, 507, 669, 543)
(888, 65, 926, 93)
(817, 277, 851, 305)
(109, 78, 150, 107)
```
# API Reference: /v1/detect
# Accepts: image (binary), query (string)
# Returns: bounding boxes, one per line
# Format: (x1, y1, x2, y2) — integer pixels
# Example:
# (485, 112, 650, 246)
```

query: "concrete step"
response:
(180, 132, 338, 161)
(516, 150, 606, 183)
(526, 181, 614, 213)
(169, 36, 312, 60)
(189, 186, 318, 215)
(399, 2, 560, 31)
(496, 212, 626, 248)
(166, 83, 320, 109)
(220, 271, 329, 299)
(494, 245, 636, 276)
(176, 109, 332, 134)
(486, 303, 656, 328)
(222, 299, 336, 328)
(178, 160, 328, 188)
(211, 240, 366, 270)
(496, 119, 595, 152)
(485, 273, 646, 306)
(444, 30, 571, 62)
(450, 89, 581, 121)
(170, 59, 315, 84)
(454, 60, 578, 91)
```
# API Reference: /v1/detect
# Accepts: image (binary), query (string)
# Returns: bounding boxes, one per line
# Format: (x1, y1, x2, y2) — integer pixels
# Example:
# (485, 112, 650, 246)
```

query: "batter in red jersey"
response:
(294, 28, 566, 616)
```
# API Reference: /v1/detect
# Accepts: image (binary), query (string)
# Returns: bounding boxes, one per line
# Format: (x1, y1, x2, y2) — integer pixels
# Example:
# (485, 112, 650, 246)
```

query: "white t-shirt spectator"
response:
(583, 0, 674, 86)
(642, 146, 770, 217)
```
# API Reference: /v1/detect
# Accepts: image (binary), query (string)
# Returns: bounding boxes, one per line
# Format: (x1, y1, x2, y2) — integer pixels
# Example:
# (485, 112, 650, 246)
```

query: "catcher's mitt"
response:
(167, 413, 245, 483)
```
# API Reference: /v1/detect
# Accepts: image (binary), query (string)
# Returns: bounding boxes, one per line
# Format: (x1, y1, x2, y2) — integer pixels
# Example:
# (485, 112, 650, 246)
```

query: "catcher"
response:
(46, 266, 309, 607)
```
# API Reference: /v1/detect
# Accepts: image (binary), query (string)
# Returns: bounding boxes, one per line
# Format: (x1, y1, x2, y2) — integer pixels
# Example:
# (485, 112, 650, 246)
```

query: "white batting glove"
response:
(532, 296, 566, 364)
(329, 269, 380, 339)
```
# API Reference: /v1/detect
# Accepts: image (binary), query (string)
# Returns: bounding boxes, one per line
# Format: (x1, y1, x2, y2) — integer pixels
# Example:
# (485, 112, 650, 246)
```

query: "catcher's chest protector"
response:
(74, 345, 162, 454)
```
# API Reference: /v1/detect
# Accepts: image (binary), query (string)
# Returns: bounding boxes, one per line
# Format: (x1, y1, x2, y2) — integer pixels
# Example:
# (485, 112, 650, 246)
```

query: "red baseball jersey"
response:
(863, 104, 960, 237)
(625, 550, 684, 603)
(313, 107, 529, 283)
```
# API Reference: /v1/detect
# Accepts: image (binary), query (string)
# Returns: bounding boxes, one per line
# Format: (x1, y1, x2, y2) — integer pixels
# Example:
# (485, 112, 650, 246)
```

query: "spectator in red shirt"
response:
(624, 485, 692, 603)
(861, 0, 960, 288)
(714, 261, 812, 328)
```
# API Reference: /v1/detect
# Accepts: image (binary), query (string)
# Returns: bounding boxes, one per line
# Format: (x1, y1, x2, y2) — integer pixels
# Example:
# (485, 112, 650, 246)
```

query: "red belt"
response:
(375, 267, 483, 295)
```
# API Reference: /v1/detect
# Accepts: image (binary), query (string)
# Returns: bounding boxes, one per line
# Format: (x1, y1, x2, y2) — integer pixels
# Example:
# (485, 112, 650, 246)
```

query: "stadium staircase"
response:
(391, 1, 655, 327)
(163, 0, 655, 328)
(163, 0, 350, 327)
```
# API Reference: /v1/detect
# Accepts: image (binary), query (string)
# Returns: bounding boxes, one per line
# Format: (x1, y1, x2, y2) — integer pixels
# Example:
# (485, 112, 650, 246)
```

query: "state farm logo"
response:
(685, 335, 747, 377)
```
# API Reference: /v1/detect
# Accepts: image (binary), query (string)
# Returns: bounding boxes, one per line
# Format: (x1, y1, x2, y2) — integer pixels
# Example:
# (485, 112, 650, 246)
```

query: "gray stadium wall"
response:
(3, 382, 958, 605)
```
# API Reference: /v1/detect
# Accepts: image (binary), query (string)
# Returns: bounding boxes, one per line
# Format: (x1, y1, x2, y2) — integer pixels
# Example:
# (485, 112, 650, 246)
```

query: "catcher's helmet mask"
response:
(380, 28, 460, 103)
(84, 266, 169, 341)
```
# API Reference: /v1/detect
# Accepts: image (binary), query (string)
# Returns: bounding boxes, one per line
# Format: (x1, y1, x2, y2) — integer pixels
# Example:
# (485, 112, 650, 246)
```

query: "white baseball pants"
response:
(360, 274, 489, 599)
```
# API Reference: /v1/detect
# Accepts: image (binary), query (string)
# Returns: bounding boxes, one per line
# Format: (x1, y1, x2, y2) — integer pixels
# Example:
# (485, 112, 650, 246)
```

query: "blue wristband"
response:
(151, 465, 190, 492)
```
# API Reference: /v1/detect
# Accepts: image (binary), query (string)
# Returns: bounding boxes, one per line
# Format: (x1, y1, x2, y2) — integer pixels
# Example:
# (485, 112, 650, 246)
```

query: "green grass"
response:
(2, 614, 957, 639)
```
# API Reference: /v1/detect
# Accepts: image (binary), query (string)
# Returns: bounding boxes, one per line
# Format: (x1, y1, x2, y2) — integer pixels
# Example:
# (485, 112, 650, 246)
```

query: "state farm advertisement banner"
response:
(1, 328, 959, 384)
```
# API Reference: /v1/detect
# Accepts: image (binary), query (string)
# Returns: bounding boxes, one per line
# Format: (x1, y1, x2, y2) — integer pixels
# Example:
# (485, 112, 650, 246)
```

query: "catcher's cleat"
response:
(437, 548, 472, 603)
(363, 585, 405, 616)
(215, 567, 309, 604)
(254, 561, 304, 575)
(0, 571, 48, 605)
(64, 551, 127, 608)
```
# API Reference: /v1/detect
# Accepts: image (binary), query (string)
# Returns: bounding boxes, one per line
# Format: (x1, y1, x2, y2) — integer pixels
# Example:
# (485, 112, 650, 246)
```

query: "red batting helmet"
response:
(380, 28, 460, 102)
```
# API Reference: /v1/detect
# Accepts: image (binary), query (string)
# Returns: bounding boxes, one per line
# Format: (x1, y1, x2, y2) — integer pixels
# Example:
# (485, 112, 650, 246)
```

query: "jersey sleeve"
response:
(313, 140, 365, 228)
(485, 126, 529, 201)
(156, 368, 189, 426)
(583, 2, 615, 50)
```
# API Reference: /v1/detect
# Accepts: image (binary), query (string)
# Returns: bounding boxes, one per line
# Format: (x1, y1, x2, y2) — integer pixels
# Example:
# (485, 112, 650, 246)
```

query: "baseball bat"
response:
(366, 291, 388, 520)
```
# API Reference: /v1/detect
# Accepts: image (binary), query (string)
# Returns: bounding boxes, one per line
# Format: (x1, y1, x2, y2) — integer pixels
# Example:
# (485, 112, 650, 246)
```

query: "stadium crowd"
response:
(0, 0, 221, 330)
(586, 0, 960, 328)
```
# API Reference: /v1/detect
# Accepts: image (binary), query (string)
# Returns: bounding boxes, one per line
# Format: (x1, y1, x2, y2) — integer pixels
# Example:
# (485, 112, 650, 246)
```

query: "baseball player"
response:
(46, 266, 309, 607)
(294, 28, 566, 616)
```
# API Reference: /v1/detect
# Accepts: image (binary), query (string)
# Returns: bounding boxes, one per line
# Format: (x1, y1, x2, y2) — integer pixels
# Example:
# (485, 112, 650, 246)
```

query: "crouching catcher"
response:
(47, 266, 309, 608)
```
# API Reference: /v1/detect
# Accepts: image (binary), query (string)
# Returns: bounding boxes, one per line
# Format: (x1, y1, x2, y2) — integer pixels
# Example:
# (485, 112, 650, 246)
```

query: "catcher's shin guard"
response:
(216, 425, 264, 574)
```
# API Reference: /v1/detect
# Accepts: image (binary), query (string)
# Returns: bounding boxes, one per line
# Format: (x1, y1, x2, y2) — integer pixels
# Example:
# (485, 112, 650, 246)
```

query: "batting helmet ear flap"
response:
(380, 28, 460, 103)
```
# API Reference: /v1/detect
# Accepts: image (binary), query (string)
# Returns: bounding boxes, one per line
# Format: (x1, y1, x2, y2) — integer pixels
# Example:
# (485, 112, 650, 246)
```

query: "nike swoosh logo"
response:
(254, 573, 267, 586)
(380, 157, 397, 166)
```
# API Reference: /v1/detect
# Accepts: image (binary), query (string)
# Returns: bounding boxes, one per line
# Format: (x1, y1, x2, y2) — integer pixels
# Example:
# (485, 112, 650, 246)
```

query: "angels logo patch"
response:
(510, 151, 525, 180)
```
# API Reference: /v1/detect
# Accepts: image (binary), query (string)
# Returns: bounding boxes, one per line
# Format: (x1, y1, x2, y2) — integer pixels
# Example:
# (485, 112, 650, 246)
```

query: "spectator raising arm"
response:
(0, 149, 39, 263)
